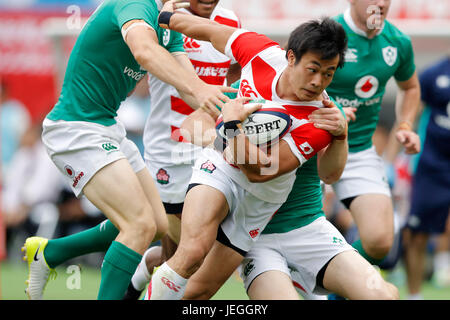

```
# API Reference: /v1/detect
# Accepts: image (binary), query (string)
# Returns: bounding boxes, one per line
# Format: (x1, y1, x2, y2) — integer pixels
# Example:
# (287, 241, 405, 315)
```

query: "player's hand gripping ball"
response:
(216, 100, 291, 148)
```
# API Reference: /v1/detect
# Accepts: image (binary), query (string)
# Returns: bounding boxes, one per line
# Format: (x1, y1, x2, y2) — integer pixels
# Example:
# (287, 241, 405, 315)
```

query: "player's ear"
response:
(287, 50, 297, 67)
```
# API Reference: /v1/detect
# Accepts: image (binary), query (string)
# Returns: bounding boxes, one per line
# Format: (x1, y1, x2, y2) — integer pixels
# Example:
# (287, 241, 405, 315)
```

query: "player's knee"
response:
(128, 206, 158, 243)
(363, 232, 393, 258)
(387, 283, 400, 300)
(376, 282, 399, 300)
(176, 243, 208, 276)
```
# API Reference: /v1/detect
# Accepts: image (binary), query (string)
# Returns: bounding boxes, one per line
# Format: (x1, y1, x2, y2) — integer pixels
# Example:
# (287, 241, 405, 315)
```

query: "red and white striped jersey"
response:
(224, 29, 333, 164)
(202, 29, 334, 203)
(143, 6, 241, 165)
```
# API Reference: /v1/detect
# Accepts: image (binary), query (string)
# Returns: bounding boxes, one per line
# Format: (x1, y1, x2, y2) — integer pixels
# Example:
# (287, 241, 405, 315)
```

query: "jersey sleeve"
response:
(115, 1, 159, 30)
(224, 30, 280, 68)
(282, 122, 333, 165)
(394, 36, 416, 82)
(166, 31, 185, 54)
(213, 14, 241, 28)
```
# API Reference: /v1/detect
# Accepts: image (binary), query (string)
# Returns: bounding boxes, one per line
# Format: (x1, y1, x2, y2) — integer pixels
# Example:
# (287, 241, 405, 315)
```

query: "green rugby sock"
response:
(44, 219, 119, 268)
(352, 239, 384, 266)
(97, 241, 142, 300)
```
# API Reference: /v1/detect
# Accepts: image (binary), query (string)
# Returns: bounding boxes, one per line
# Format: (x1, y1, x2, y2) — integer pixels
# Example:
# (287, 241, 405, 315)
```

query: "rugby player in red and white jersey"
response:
(124, 0, 242, 299)
(146, 1, 349, 300)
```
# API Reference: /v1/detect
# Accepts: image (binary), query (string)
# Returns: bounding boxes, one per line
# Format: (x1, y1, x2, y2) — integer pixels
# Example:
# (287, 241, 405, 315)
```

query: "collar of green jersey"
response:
(343, 8, 385, 39)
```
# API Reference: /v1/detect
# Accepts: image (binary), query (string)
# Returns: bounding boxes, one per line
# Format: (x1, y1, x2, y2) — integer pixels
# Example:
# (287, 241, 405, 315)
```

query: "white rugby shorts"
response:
(240, 216, 355, 296)
(42, 118, 146, 197)
(332, 146, 391, 200)
(189, 153, 282, 253)
(146, 159, 195, 204)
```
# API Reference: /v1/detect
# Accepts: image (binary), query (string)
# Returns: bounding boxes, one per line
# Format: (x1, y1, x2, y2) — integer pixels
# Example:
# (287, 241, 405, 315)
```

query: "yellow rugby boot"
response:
(22, 236, 56, 300)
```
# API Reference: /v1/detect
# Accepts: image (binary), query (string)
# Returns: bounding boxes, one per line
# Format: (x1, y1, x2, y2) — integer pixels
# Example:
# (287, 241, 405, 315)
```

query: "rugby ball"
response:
(216, 101, 291, 147)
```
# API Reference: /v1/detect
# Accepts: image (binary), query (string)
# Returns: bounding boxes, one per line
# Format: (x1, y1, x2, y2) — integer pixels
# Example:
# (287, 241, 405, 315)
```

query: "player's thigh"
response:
(248, 271, 300, 300)
(350, 193, 394, 241)
(323, 250, 397, 300)
(333, 147, 394, 239)
(83, 158, 152, 229)
(178, 184, 229, 257)
(135, 167, 168, 239)
(184, 241, 243, 300)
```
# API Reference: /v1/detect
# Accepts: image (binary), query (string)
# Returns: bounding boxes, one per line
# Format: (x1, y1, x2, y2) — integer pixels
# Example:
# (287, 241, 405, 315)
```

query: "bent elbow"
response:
(320, 171, 343, 185)
(133, 50, 149, 67)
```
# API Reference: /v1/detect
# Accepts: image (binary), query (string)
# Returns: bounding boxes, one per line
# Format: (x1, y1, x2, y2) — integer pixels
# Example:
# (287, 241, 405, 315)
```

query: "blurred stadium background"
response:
(0, 0, 449, 300)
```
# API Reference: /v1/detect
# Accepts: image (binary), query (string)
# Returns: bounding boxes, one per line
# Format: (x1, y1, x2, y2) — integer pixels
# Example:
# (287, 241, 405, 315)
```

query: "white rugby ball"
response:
(216, 101, 291, 147)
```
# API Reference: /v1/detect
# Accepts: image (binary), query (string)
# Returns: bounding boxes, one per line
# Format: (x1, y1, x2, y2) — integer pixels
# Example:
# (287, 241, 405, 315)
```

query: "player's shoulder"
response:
(115, 0, 158, 9)
(382, 19, 412, 45)
(211, 5, 241, 27)
(332, 13, 345, 24)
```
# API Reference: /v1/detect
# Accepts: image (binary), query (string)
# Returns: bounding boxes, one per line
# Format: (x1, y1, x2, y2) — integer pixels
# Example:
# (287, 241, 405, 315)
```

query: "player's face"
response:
(289, 51, 339, 101)
(351, 0, 391, 28)
(189, 0, 220, 18)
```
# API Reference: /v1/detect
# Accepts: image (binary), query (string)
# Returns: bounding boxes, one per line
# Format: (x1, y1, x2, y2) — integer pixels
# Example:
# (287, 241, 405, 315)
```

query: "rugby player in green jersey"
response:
(22, 0, 235, 300)
(179, 81, 398, 300)
(327, 0, 421, 271)
(176, 83, 399, 300)
(240, 153, 398, 300)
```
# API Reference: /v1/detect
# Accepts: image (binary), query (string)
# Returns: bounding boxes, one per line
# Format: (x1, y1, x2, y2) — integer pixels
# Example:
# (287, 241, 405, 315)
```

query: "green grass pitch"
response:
(1, 260, 449, 300)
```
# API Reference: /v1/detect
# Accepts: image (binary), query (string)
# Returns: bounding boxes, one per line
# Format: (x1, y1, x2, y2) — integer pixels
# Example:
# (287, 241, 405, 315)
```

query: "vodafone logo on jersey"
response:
(354, 75, 379, 99)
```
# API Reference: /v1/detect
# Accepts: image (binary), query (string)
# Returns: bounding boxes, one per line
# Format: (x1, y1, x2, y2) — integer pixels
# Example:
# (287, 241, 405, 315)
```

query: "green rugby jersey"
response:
(263, 100, 345, 234)
(263, 154, 324, 234)
(327, 11, 416, 152)
(47, 0, 184, 126)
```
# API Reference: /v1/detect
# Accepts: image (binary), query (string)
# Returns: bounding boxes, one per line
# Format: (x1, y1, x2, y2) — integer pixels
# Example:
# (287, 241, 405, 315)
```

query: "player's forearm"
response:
(395, 85, 421, 128)
(318, 138, 348, 184)
(395, 72, 421, 128)
(134, 44, 201, 99)
(180, 109, 217, 147)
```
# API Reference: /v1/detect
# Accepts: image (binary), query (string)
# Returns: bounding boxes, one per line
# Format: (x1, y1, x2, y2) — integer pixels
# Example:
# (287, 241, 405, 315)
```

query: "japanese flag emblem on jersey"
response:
(382, 46, 397, 67)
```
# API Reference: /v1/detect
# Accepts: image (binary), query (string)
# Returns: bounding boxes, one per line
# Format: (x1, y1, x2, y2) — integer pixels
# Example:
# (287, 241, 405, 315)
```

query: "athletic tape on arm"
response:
(121, 21, 154, 41)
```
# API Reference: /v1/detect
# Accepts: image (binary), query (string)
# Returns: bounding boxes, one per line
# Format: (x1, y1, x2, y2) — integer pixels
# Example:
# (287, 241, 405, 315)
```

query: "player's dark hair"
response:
(286, 17, 348, 68)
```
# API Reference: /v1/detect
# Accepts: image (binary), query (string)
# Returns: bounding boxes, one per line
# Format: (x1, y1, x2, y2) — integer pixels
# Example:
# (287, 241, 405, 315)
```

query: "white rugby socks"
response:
(148, 262, 188, 300)
(131, 246, 158, 291)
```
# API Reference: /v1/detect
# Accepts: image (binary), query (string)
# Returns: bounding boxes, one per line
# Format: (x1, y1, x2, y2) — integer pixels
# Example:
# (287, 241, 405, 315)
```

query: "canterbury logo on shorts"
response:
(101, 143, 118, 152)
